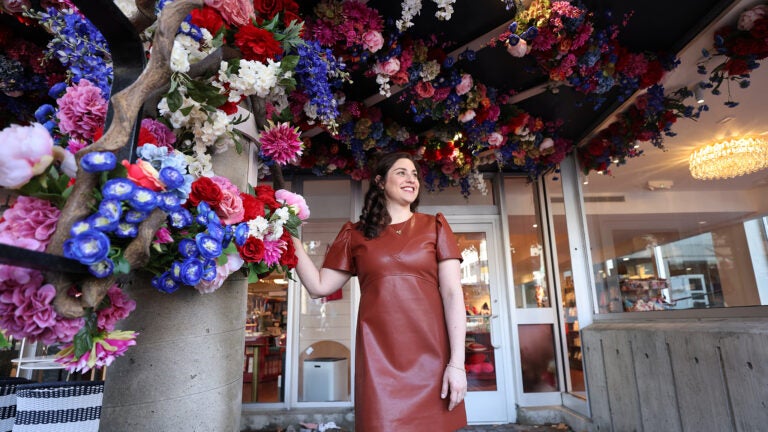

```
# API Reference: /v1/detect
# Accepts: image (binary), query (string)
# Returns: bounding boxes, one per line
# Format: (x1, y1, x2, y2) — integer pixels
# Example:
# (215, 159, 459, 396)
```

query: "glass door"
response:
(450, 218, 513, 424)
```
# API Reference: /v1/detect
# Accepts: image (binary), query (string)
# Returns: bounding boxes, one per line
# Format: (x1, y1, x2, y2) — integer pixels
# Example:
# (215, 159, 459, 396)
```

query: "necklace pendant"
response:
(395, 229, 402, 235)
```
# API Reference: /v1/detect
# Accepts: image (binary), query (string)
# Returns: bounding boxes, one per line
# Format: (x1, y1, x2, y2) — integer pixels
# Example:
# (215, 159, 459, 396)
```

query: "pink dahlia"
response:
(96, 285, 136, 332)
(0, 196, 60, 251)
(140, 118, 176, 150)
(56, 79, 107, 140)
(258, 121, 304, 165)
(261, 238, 286, 266)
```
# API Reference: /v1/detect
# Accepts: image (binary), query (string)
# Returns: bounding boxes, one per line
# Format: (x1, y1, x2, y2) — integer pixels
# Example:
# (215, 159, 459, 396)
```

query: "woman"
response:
(292, 152, 468, 431)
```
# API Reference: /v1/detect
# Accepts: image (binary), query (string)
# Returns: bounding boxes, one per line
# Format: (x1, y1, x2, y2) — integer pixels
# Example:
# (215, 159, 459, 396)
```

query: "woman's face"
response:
(381, 158, 420, 206)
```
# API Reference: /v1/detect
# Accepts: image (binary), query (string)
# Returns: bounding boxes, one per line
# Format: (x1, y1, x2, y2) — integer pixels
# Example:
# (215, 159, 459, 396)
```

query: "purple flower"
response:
(102, 178, 135, 200)
(89, 259, 114, 278)
(63, 230, 110, 264)
(81, 152, 117, 172)
(129, 187, 159, 211)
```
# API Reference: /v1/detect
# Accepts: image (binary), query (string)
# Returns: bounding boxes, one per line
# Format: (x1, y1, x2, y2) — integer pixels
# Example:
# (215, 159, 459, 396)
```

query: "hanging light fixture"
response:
(689, 135, 768, 180)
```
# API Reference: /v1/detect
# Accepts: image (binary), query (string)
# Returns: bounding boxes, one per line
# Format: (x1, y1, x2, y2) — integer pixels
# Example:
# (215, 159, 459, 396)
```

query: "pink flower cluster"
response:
(0, 267, 84, 344)
(96, 285, 137, 332)
(56, 79, 108, 140)
(0, 196, 60, 252)
(307, 0, 384, 53)
(259, 121, 304, 165)
(56, 330, 138, 373)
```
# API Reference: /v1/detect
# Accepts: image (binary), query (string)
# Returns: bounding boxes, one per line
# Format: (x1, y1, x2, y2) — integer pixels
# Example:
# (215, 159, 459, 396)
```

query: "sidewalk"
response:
(460, 423, 573, 432)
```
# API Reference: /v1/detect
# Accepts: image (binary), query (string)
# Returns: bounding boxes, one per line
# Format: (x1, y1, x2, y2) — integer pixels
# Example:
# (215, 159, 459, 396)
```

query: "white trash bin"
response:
(302, 357, 348, 401)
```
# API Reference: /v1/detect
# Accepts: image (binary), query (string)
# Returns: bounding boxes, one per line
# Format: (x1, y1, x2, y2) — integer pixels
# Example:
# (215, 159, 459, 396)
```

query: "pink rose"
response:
(210, 175, 239, 195)
(56, 79, 107, 140)
(215, 189, 245, 224)
(1, 0, 30, 13)
(487, 132, 504, 147)
(506, 39, 528, 57)
(458, 110, 476, 123)
(205, 0, 254, 26)
(153, 227, 173, 244)
(275, 189, 310, 220)
(375, 58, 401, 76)
(738, 4, 768, 31)
(455, 74, 474, 96)
(362, 30, 384, 53)
(414, 81, 435, 98)
(0, 123, 54, 188)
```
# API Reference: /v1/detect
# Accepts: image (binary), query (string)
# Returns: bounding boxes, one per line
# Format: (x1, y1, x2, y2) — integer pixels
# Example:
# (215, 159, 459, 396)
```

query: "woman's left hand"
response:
(441, 364, 468, 411)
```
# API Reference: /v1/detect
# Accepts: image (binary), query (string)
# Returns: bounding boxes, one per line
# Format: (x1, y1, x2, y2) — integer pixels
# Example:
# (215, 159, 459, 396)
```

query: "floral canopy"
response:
(0, 0, 764, 369)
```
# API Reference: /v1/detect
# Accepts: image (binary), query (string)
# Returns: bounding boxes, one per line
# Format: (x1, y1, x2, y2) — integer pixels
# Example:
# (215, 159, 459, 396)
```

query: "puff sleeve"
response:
(322, 222, 357, 274)
(435, 213, 462, 263)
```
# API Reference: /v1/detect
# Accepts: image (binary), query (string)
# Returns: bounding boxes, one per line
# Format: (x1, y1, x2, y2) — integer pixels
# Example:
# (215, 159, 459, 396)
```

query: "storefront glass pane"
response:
(295, 180, 353, 403)
(505, 178, 549, 308)
(545, 174, 585, 396)
(518, 324, 559, 392)
(581, 146, 768, 313)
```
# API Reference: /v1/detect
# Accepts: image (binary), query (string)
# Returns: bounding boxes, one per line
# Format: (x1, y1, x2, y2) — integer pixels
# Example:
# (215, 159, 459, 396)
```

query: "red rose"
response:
(138, 125, 158, 147)
(724, 58, 750, 76)
(750, 17, 768, 39)
(233, 25, 283, 63)
(188, 177, 223, 207)
(254, 0, 283, 19)
(279, 231, 298, 268)
(254, 185, 280, 210)
(237, 236, 266, 263)
(218, 100, 239, 115)
(189, 6, 226, 34)
(639, 59, 665, 88)
(283, 10, 302, 28)
(240, 192, 266, 220)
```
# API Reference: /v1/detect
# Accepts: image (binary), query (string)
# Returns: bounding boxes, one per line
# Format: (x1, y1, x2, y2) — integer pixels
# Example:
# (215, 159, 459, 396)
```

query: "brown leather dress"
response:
(323, 212, 467, 431)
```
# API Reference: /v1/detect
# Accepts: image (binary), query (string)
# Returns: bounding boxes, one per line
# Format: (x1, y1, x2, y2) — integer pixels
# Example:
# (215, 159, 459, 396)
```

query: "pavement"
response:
(459, 424, 573, 432)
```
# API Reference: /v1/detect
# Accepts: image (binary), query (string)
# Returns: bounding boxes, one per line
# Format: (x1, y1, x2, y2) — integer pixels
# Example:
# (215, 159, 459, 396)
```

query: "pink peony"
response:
(96, 285, 136, 332)
(487, 132, 504, 147)
(259, 121, 304, 165)
(275, 189, 310, 220)
(210, 175, 239, 195)
(0, 123, 54, 188)
(458, 109, 476, 123)
(205, 0, 254, 26)
(140, 118, 176, 150)
(738, 4, 768, 31)
(0, 196, 60, 251)
(374, 58, 400, 76)
(56, 79, 108, 140)
(362, 30, 384, 52)
(455, 74, 474, 95)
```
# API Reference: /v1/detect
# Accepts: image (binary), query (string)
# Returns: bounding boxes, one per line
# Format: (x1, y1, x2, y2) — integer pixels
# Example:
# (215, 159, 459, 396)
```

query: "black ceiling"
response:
(301, 0, 735, 159)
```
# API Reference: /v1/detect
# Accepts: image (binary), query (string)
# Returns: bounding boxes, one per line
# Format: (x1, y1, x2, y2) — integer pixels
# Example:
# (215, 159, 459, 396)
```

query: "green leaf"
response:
(248, 271, 261, 284)
(73, 318, 97, 358)
(167, 90, 183, 112)
(280, 55, 300, 72)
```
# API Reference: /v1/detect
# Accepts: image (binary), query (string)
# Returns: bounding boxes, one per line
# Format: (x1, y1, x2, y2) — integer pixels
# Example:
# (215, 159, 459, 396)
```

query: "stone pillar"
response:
(100, 145, 251, 431)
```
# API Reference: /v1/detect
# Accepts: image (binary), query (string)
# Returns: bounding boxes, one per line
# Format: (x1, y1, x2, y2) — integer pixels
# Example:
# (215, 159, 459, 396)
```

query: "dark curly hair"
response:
(357, 152, 421, 239)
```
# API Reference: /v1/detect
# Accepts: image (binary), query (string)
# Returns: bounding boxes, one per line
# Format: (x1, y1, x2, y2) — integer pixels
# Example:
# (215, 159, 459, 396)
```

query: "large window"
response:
(581, 148, 768, 314)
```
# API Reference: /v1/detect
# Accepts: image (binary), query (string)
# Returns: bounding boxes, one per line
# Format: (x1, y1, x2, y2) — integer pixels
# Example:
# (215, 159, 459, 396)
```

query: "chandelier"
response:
(688, 136, 768, 180)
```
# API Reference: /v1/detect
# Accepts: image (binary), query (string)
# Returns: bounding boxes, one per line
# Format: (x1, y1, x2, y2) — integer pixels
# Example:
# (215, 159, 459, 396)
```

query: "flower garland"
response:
(697, 3, 767, 107)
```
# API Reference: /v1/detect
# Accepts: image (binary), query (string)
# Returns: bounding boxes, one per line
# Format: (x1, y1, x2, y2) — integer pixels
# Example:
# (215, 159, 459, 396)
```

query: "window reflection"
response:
(518, 324, 558, 393)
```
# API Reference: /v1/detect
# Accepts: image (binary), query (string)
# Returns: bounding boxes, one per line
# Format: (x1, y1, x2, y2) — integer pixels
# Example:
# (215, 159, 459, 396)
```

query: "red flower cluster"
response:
(233, 26, 284, 63)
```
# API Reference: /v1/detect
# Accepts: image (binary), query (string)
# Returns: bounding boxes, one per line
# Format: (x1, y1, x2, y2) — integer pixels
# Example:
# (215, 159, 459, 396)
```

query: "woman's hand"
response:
(441, 363, 468, 411)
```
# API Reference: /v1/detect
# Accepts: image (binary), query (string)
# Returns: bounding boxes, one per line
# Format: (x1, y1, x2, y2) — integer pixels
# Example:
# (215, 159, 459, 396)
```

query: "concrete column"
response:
(100, 274, 247, 432)
(100, 144, 251, 431)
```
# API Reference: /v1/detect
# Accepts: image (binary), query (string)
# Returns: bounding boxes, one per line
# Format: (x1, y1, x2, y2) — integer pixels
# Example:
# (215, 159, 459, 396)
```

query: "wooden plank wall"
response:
(581, 319, 768, 432)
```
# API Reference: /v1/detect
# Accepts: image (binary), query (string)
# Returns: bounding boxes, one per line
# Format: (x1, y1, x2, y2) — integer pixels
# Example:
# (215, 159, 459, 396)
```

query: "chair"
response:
(12, 381, 104, 432)
(0, 378, 33, 432)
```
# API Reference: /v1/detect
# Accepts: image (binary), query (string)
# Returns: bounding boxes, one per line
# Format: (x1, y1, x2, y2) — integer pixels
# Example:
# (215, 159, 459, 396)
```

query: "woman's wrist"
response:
(446, 362, 465, 373)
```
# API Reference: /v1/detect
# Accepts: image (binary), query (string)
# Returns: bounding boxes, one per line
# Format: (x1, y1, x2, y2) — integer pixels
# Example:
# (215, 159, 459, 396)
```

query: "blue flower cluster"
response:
(36, 7, 113, 98)
(151, 202, 235, 293)
(294, 40, 347, 127)
(63, 174, 188, 279)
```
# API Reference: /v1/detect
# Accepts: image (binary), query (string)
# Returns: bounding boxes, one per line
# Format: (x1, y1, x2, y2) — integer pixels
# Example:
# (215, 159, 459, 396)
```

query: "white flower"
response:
(247, 216, 269, 238)
(303, 101, 319, 120)
(469, 169, 488, 196)
(434, 0, 455, 20)
(170, 39, 191, 73)
(419, 60, 441, 81)
(273, 207, 290, 224)
(398, 0, 422, 32)
(186, 152, 213, 178)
